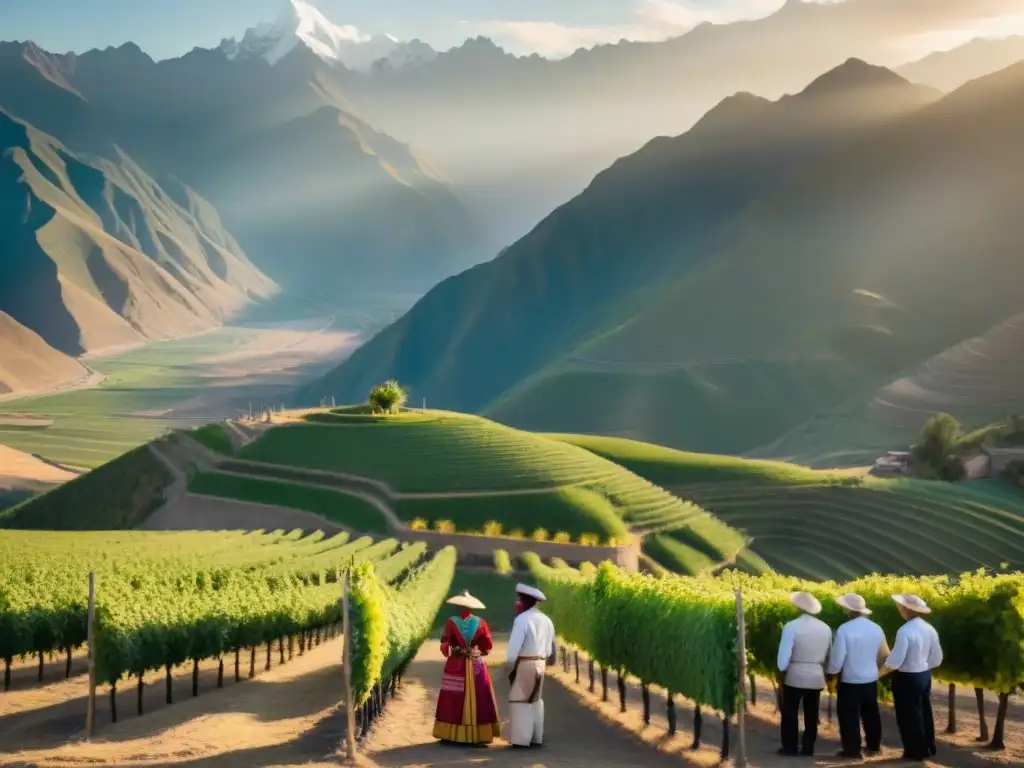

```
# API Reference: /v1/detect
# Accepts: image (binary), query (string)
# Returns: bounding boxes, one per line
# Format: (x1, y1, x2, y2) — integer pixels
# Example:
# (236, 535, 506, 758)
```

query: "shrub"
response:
(494, 549, 513, 575)
(532, 528, 550, 542)
(552, 531, 572, 544)
(410, 518, 428, 531)
(578, 533, 599, 547)
(367, 379, 408, 414)
(434, 519, 456, 534)
(508, 528, 525, 540)
(482, 521, 503, 537)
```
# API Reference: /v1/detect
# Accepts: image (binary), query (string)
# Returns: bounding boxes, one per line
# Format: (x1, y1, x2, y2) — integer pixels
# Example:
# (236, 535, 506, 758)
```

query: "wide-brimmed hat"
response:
(446, 590, 485, 610)
(893, 594, 931, 615)
(790, 591, 822, 615)
(516, 583, 546, 602)
(836, 593, 872, 616)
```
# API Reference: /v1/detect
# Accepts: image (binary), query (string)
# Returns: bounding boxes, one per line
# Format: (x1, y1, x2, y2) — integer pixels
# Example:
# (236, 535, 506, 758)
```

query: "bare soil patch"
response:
(1, 635, 349, 767)
(0, 445, 78, 489)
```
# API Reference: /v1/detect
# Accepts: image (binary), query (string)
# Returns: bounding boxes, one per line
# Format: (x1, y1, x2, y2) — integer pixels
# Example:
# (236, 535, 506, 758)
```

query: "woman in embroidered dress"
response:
(432, 590, 502, 745)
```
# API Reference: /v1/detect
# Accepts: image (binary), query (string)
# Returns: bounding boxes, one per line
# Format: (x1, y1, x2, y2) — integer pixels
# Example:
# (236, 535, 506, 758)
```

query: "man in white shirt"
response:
(827, 593, 890, 758)
(505, 583, 556, 748)
(880, 594, 944, 762)
(777, 592, 833, 757)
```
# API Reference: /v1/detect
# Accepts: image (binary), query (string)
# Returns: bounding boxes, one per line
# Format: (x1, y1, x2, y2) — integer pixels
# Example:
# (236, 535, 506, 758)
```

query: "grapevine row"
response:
(526, 556, 1024, 752)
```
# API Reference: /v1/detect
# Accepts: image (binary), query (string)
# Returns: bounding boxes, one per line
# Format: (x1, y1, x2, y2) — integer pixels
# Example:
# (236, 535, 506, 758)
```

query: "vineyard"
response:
(0, 529, 455, 732)
(526, 554, 1024, 757)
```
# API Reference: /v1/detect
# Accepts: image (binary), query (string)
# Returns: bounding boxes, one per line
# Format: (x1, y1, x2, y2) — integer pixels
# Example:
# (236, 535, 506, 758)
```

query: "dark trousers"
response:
(781, 685, 821, 755)
(892, 671, 936, 760)
(837, 681, 882, 756)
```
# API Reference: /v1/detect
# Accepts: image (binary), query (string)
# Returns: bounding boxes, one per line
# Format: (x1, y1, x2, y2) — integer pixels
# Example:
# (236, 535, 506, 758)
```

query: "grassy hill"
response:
(232, 411, 744, 559)
(557, 433, 1024, 580)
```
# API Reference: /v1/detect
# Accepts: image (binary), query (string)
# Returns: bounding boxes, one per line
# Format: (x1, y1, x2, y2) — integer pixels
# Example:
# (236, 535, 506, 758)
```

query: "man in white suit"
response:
(777, 591, 833, 757)
(505, 583, 556, 748)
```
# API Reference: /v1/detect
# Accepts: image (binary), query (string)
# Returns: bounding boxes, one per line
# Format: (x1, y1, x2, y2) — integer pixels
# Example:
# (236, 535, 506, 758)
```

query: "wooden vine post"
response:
(341, 568, 357, 762)
(86, 570, 97, 740)
(735, 587, 748, 767)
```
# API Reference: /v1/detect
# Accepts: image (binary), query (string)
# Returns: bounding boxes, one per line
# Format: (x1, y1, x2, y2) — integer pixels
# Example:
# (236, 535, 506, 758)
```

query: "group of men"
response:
(777, 591, 944, 761)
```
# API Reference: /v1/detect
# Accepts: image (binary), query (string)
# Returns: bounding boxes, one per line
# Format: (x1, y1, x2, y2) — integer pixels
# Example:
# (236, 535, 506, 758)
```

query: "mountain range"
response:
(0, 109, 276, 395)
(311, 55, 1024, 458)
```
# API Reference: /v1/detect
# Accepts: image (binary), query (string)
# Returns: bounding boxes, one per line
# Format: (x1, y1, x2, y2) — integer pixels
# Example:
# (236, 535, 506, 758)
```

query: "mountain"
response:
(0, 110, 276, 392)
(217, 0, 436, 72)
(486, 58, 1024, 454)
(0, 312, 86, 396)
(899, 35, 1024, 92)
(0, 38, 480, 304)
(306, 60, 938, 427)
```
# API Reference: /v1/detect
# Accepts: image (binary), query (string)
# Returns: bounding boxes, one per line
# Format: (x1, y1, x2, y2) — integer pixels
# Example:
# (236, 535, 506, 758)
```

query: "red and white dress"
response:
(432, 612, 501, 744)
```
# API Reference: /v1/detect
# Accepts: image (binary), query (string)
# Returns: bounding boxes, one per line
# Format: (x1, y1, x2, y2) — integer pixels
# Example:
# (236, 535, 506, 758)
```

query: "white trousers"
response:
(508, 700, 544, 746)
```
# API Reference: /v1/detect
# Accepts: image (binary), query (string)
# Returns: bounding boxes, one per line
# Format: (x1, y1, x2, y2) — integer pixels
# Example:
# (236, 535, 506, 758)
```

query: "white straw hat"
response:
(836, 593, 872, 616)
(790, 591, 822, 615)
(446, 590, 485, 610)
(516, 583, 546, 602)
(893, 594, 931, 615)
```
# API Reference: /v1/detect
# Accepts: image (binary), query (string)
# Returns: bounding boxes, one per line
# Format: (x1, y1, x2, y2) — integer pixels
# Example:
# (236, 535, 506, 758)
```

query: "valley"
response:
(0, 311, 359, 477)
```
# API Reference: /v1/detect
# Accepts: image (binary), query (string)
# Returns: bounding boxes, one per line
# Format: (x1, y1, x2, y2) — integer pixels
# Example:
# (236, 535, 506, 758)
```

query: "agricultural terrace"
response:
(555, 433, 1024, 580)
(0, 443, 173, 530)
(231, 411, 745, 564)
(0, 529, 455, 715)
(527, 556, 1024, 757)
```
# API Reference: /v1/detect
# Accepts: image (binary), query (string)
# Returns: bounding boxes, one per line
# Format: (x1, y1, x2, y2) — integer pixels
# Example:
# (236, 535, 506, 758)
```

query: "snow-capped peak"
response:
(219, 0, 436, 72)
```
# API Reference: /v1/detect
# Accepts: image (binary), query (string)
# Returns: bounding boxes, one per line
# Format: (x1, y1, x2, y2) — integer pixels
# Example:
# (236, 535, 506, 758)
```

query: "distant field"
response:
(237, 411, 745, 563)
(0, 320, 351, 470)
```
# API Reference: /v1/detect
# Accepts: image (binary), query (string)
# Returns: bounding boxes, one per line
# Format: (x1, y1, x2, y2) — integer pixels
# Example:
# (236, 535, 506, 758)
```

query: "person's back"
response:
(831, 616, 886, 684)
(780, 614, 832, 689)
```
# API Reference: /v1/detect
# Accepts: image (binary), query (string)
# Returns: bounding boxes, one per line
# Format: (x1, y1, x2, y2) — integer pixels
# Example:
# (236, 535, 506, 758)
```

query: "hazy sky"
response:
(2, 0, 1024, 60)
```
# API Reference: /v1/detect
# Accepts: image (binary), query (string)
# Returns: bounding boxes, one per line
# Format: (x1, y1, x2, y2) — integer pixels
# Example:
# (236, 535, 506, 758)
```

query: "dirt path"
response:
(1, 636, 349, 767)
(363, 641, 1022, 768)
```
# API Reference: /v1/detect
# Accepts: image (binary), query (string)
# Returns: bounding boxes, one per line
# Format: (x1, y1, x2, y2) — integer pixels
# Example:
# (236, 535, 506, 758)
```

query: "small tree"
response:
(912, 413, 963, 480)
(368, 379, 408, 414)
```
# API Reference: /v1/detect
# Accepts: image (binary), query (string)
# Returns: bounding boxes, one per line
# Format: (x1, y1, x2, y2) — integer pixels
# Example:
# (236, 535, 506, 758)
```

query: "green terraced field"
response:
(559, 433, 1024, 579)
(550, 433, 863, 486)
(238, 411, 745, 566)
(188, 472, 391, 534)
(672, 479, 1024, 580)
(0, 330, 252, 468)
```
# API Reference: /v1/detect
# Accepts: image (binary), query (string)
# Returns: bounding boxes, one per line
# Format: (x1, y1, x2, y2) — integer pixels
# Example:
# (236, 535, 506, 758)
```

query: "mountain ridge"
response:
(305, 59, 939, 420)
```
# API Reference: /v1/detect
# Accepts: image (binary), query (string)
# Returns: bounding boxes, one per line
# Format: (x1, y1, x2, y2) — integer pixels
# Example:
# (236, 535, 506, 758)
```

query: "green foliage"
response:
(912, 413, 963, 480)
(528, 556, 739, 713)
(0, 445, 172, 530)
(644, 533, 716, 574)
(494, 549, 513, 575)
(0, 530, 428, 685)
(528, 556, 1024, 702)
(349, 546, 456, 704)
(191, 424, 234, 455)
(368, 379, 408, 414)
